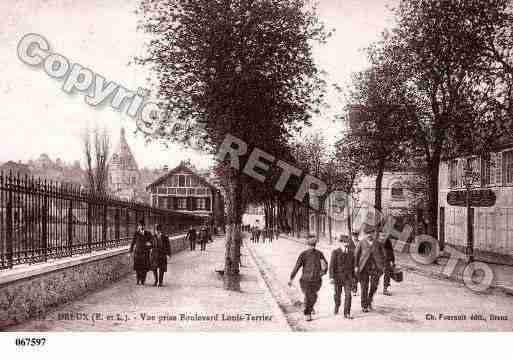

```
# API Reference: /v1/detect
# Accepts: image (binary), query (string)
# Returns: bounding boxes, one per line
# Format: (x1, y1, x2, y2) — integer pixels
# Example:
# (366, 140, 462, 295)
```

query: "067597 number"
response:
(15, 337, 46, 347)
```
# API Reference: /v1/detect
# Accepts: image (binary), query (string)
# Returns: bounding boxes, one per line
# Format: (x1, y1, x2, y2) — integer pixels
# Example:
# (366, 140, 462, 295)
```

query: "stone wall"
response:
(0, 234, 187, 329)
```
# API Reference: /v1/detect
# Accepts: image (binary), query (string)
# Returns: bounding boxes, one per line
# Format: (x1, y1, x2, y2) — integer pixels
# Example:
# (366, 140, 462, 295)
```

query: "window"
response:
(390, 182, 405, 200)
(179, 175, 185, 187)
(157, 197, 166, 209)
(503, 150, 513, 185)
(157, 187, 167, 194)
(481, 156, 491, 187)
(131, 176, 137, 185)
(449, 160, 458, 188)
(187, 188, 195, 195)
(185, 175, 192, 187)
(177, 198, 187, 210)
(191, 176, 199, 186)
(177, 188, 186, 195)
(168, 188, 176, 195)
(197, 198, 207, 210)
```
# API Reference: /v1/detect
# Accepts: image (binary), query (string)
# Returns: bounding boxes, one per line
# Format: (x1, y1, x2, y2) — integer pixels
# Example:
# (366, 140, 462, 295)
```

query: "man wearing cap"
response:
(354, 222, 386, 312)
(329, 237, 355, 318)
(288, 237, 328, 321)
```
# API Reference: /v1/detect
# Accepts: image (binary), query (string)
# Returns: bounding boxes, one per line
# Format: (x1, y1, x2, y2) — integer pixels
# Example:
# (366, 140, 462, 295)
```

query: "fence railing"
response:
(0, 172, 204, 270)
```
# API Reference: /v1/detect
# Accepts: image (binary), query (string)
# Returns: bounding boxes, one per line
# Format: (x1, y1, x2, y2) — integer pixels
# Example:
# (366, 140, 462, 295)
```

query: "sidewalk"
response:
(9, 236, 289, 331)
(249, 235, 513, 331)
(281, 234, 513, 296)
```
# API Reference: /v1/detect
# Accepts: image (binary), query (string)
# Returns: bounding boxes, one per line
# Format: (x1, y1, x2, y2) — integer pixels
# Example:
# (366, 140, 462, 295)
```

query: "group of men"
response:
(185, 225, 212, 251)
(289, 222, 396, 321)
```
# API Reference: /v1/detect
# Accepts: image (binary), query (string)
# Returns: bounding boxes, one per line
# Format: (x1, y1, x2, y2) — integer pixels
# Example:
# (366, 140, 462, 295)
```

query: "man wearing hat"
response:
(151, 224, 171, 287)
(354, 222, 386, 312)
(129, 220, 153, 285)
(350, 230, 360, 296)
(288, 237, 328, 321)
(329, 236, 355, 319)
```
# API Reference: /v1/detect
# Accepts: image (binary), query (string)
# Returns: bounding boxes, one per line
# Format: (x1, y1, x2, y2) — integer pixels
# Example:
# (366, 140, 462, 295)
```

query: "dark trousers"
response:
(383, 262, 392, 289)
(190, 240, 196, 251)
(136, 270, 147, 284)
(359, 262, 382, 309)
(300, 279, 322, 315)
(200, 241, 206, 251)
(334, 281, 352, 315)
(153, 267, 165, 285)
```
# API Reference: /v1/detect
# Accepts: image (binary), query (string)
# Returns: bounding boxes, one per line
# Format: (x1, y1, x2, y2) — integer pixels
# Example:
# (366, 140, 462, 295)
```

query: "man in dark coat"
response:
(329, 237, 355, 319)
(382, 234, 395, 296)
(151, 224, 171, 287)
(198, 226, 210, 251)
(186, 226, 197, 251)
(129, 220, 153, 285)
(354, 223, 386, 312)
(350, 231, 360, 296)
(288, 237, 328, 322)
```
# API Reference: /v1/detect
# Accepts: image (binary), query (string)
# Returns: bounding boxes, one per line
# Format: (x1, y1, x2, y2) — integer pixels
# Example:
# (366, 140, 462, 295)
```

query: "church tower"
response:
(109, 128, 140, 200)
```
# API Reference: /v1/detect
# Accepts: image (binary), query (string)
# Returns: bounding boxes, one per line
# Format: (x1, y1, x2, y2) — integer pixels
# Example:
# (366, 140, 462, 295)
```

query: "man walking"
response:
(350, 231, 360, 296)
(354, 223, 386, 312)
(382, 233, 395, 296)
(199, 226, 210, 251)
(129, 220, 153, 285)
(329, 237, 355, 319)
(288, 237, 328, 322)
(186, 226, 197, 251)
(151, 224, 171, 287)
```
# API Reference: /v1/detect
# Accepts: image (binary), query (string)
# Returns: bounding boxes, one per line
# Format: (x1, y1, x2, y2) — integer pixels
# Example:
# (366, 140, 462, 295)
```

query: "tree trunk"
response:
(375, 161, 385, 214)
(328, 214, 332, 244)
(224, 173, 242, 291)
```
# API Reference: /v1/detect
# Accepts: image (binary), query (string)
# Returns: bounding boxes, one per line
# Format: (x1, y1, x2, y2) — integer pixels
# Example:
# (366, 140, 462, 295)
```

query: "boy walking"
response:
(288, 237, 328, 321)
(329, 237, 355, 319)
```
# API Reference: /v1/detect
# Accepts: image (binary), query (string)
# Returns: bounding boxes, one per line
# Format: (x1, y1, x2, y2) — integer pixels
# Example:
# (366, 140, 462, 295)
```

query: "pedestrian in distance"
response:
(354, 223, 386, 312)
(150, 224, 171, 287)
(129, 220, 153, 285)
(199, 225, 210, 251)
(329, 236, 355, 319)
(382, 233, 395, 296)
(186, 226, 197, 251)
(288, 237, 328, 322)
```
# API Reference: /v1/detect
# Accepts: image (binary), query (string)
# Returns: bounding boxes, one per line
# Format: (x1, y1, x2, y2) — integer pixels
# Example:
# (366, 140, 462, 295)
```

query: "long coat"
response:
(150, 233, 171, 271)
(198, 229, 211, 243)
(354, 235, 386, 272)
(329, 248, 355, 284)
(130, 230, 153, 271)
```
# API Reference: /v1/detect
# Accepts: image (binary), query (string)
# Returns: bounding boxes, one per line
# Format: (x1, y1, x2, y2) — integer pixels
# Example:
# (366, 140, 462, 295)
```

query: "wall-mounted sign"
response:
(447, 189, 496, 207)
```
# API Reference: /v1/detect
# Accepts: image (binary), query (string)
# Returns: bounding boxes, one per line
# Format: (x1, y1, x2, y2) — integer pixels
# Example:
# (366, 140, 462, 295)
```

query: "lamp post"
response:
(462, 160, 479, 263)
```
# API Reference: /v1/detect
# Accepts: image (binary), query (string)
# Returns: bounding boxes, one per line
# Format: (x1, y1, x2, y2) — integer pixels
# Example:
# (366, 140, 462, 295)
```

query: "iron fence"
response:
(0, 172, 204, 270)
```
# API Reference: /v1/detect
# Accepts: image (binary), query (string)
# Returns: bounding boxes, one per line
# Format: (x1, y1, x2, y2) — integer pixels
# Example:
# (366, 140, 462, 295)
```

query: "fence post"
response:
(67, 199, 73, 256)
(42, 194, 48, 262)
(87, 202, 92, 252)
(115, 207, 120, 243)
(102, 204, 107, 248)
(6, 175, 13, 268)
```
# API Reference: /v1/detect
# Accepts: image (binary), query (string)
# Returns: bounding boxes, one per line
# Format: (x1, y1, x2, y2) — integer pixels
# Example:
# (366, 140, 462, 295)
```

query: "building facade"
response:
(147, 162, 224, 225)
(439, 144, 513, 259)
(109, 128, 140, 201)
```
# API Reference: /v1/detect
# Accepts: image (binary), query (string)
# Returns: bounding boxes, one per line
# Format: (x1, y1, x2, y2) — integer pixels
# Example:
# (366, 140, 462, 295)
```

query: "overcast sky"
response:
(0, 0, 397, 170)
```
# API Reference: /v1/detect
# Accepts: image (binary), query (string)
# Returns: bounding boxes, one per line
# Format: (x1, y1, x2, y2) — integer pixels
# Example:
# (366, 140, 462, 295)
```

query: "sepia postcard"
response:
(1, 1, 513, 351)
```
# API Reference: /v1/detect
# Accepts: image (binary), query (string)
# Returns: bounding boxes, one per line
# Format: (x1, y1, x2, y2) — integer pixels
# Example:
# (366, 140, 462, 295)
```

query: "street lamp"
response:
(462, 160, 480, 263)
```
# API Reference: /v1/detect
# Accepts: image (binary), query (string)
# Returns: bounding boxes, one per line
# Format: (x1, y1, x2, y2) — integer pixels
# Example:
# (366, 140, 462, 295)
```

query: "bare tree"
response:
(81, 126, 110, 196)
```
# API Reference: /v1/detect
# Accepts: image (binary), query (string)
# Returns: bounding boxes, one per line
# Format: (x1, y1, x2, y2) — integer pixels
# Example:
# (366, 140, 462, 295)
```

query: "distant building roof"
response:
(146, 161, 216, 191)
(0, 161, 31, 176)
(110, 128, 138, 171)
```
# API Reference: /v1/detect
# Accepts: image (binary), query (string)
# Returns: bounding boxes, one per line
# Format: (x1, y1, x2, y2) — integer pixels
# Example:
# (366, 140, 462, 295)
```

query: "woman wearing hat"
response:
(129, 220, 153, 285)
(150, 224, 171, 287)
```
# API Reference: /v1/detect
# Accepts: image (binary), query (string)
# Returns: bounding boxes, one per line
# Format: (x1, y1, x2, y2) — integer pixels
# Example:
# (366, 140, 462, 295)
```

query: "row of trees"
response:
(344, 0, 513, 245)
